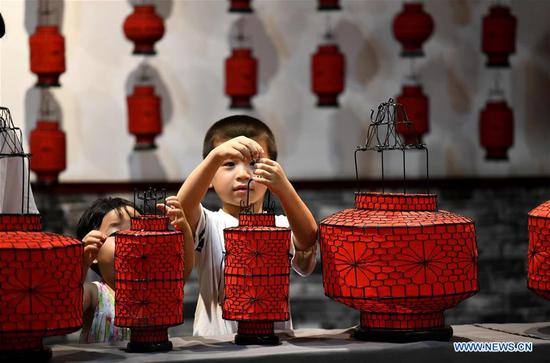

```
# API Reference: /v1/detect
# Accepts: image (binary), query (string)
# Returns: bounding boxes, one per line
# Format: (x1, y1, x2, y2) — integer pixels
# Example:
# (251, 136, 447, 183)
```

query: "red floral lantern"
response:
(228, 0, 253, 13)
(479, 100, 514, 160)
(482, 5, 516, 68)
(29, 120, 66, 184)
(225, 48, 258, 109)
(29, 25, 65, 87)
(311, 44, 345, 107)
(392, 2, 434, 57)
(127, 85, 162, 150)
(123, 4, 165, 55)
(396, 84, 429, 144)
(528, 200, 550, 301)
(223, 212, 290, 345)
(318, 0, 341, 11)
(115, 213, 184, 352)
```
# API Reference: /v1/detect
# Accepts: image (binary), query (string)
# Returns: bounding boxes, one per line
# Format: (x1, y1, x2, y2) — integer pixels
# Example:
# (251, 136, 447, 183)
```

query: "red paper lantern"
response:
(396, 84, 429, 144)
(528, 200, 550, 301)
(29, 120, 66, 184)
(392, 2, 434, 57)
(225, 48, 258, 109)
(223, 212, 290, 345)
(479, 100, 514, 160)
(320, 192, 478, 342)
(318, 0, 341, 11)
(29, 25, 65, 87)
(127, 85, 162, 150)
(0, 214, 82, 362)
(115, 215, 184, 352)
(482, 5, 516, 68)
(311, 44, 345, 107)
(123, 5, 165, 55)
(228, 0, 253, 13)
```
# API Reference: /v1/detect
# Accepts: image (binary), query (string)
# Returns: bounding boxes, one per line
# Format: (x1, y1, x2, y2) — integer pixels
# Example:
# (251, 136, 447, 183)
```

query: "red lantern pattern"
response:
(318, 0, 341, 11)
(482, 5, 517, 68)
(396, 85, 429, 144)
(29, 120, 66, 184)
(29, 25, 65, 87)
(311, 44, 345, 107)
(225, 48, 258, 109)
(479, 100, 514, 160)
(115, 216, 184, 352)
(392, 2, 434, 57)
(127, 85, 162, 150)
(228, 0, 253, 13)
(223, 213, 290, 345)
(0, 214, 82, 362)
(123, 5, 165, 55)
(528, 200, 550, 301)
(320, 192, 478, 342)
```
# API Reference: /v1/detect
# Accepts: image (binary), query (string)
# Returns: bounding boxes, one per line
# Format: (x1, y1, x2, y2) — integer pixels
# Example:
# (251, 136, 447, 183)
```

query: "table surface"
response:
(49, 323, 550, 363)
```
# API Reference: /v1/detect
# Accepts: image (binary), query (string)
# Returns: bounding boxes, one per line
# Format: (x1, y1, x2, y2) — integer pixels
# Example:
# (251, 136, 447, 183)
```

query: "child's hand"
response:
(157, 196, 190, 231)
(252, 158, 291, 196)
(82, 230, 106, 276)
(211, 136, 265, 163)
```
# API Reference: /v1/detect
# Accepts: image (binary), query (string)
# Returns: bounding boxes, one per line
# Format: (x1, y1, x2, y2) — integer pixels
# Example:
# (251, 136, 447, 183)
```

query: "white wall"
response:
(1, 0, 549, 182)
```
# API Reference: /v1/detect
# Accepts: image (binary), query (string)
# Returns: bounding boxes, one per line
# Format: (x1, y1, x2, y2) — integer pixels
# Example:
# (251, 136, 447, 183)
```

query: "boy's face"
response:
(211, 138, 270, 213)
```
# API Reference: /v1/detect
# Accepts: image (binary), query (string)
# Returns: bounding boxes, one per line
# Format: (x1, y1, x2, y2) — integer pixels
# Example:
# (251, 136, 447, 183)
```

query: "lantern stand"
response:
(228, 0, 253, 13)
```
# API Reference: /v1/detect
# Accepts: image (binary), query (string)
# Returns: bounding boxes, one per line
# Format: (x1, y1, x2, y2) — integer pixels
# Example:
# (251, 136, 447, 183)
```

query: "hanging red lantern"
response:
(479, 100, 514, 160)
(311, 44, 345, 107)
(29, 25, 65, 87)
(396, 84, 429, 144)
(115, 213, 184, 352)
(228, 0, 253, 13)
(223, 212, 290, 345)
(318, 0, 341, 11)
(528, 200, 550, 301)
(392, 2, 434, 57)
(123, 4, 165, 55)
(225, 47, 258, 109)
(482, 5, 517, 68)
(127, 85, 162, 150)
(30, 120, 66, 184)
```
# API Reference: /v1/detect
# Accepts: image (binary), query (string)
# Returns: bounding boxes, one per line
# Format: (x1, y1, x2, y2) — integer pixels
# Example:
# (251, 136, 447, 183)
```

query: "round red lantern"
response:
(225, 47, 258, 109)
(396, 84, 429, 144)
(482, 5, 516, 68)
(223, 212, 291, 345)
(0, 214, 83, 362)
(29, 25, 65, 87)
(127, 85, 162, 150)
(318, 0, 341, 11)
(479, 100, 514, 160)
(311, 43, 345, 107)
(392, 2, 434, 57)
(30, 120, 66, 184)
(528, 200, 550, 301)
(123, 5, 165, 55)
(228, 0, 253, 13)
(115, 215, 184, 352)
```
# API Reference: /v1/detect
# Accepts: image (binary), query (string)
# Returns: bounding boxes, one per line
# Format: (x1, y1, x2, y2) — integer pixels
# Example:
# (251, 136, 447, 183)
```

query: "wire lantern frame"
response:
(239, 178, 275, 215)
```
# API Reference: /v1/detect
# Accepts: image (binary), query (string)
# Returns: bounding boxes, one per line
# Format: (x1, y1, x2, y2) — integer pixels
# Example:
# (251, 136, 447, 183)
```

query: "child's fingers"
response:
(254, 162, 276, 173)
(84, 230, 107, 242)
(253, 168, 272, 180)
(232, 143, 252, 160)
(239, 137, 264, 159)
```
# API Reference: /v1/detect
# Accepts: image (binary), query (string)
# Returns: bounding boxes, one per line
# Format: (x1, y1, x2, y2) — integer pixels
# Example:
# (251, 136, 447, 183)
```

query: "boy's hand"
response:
(157, 196, 190, 231)
(211, 136, 265, 163)
(252, 158, 291, 196)
(82, 230, 106, 278)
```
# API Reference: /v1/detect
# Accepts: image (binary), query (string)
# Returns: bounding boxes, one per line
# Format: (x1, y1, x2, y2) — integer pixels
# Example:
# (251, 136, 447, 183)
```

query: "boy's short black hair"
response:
(202, 115, 278, 161)
(76, 197, 137, 240)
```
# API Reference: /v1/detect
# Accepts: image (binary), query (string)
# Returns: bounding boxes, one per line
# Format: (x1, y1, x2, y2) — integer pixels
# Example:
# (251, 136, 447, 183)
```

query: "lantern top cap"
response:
(239, 179, 275, 215)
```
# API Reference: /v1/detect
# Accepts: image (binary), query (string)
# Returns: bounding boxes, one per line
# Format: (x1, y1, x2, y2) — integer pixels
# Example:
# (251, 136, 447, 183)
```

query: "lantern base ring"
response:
(126, 340, 173, 353)
(400, 49, 425, 58)
(353, 325, 453, 343)
(0, 346, 52, 363)
(234, 333, 280, 346)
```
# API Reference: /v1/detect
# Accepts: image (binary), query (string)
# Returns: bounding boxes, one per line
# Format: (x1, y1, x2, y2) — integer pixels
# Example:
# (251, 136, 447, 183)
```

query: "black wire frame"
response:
(239, 178, 276, 214)
(133, 187, 167, 217)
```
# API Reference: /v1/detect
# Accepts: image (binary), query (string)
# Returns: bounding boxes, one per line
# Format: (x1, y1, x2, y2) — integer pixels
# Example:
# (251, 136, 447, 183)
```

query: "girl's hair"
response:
(76, 197, 138, 240)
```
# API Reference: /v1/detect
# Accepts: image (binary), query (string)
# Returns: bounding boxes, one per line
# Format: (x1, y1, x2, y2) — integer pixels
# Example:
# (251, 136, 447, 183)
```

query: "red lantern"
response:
(127, 85, 162, 150)
(123, 5, 165, 55)
(528, 200, 550, 301)
(318, 0, 341, 11)
(29, 25, 65, 87)
(482, 5, 516, 68)
(0, 214, 82, 362)
(225, 48, 258, 109)
(396, 84, 429, 144)
(223, 212, 290, 345)
(228, 0, 253, 13)
(392, 2, 434, 57)
(115, 215, 184, 352)
(320, 192, 478, 342)
(311, 44, 345, 107)
(479, 100, 514, 160)
(30, 120, 66, 184)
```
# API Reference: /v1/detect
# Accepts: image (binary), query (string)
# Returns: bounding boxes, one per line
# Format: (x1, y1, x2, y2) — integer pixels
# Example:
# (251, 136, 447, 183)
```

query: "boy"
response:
(177, 115, 317, 336)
